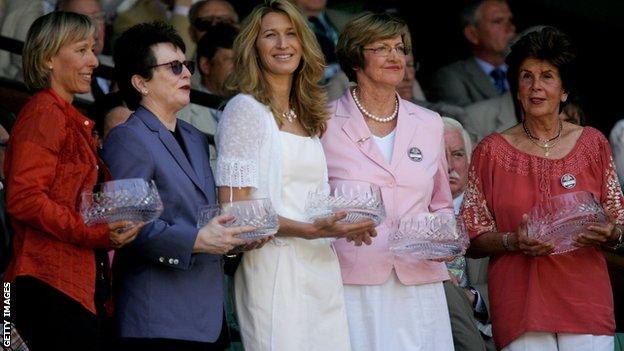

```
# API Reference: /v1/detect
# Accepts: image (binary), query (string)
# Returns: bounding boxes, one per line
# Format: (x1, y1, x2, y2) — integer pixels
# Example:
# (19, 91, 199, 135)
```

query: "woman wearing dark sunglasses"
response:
(101, 22, 257, 351)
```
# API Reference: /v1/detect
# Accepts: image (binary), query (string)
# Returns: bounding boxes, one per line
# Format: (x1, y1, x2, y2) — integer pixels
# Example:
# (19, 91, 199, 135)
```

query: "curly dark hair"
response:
(506, 26, 576, 113)
(113, 22, 186, 110)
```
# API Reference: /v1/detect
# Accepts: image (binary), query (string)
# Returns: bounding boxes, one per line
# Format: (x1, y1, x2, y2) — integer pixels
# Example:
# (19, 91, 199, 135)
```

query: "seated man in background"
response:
(192, 23, 237, 99)
(187, 0, 239, 89)
(443, 117, 495, 351)
(399, 53, 467, 123)
(178, 23, 238, 170)
(429, 0, 516, 106)
(179, 22, 238, 134)
(188, 0, 239, 43)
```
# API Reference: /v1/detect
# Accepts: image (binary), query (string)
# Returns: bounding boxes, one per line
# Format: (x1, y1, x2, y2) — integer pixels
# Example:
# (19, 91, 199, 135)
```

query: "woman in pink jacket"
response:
(321, 12, 455, 351)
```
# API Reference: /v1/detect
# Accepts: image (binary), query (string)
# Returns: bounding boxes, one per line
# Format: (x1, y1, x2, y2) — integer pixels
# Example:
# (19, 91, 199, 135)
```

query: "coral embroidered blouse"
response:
(461, 128, 622, 349)
(4, 89, 110, 314)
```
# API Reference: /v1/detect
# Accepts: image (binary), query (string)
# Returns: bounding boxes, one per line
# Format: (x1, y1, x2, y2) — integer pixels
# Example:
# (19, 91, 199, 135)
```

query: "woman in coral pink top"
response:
(461, 27, 623, 351)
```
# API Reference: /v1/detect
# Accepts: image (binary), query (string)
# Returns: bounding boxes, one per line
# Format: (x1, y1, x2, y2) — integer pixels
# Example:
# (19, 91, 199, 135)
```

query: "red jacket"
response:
(4, 89, 109, 314)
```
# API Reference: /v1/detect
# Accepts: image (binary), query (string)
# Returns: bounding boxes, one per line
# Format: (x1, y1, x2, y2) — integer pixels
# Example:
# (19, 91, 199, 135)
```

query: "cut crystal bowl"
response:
(220, 198, 279, 240)
(527, 191, 606, 254)
(388, 213, 469, 260)
(81, 178, 163, 228)
(304, 180, 386, 226)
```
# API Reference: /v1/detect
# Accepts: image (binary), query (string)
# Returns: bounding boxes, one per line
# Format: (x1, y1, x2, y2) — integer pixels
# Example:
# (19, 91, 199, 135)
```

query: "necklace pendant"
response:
(282, 108, 297, 123)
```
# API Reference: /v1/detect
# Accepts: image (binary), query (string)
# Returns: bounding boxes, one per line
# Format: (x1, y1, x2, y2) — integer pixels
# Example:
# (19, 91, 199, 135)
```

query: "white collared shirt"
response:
(453, 192, 464, 215)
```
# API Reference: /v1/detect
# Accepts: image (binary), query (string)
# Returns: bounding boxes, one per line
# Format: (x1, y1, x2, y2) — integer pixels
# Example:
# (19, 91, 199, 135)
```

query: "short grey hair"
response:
(442, 117, 472, 161)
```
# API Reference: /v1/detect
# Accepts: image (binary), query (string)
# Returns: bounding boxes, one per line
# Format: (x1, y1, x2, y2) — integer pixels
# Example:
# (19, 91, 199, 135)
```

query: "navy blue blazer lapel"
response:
(135, 107, 207, 198)
(178, 122, 209, 196)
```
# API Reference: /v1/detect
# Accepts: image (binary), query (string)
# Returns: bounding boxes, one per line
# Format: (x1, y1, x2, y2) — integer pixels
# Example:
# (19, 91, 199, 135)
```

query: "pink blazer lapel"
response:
(336, 92, 393, 174)
(389, 98, 419, 170)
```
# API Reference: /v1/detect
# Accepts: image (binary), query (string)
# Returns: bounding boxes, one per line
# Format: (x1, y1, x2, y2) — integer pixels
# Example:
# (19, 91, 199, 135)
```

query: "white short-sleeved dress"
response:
(216, 94, 351, 351)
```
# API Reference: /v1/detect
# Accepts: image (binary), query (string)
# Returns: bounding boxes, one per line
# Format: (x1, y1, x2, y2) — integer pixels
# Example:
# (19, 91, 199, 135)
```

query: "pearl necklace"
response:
(282, 108, 297, 123)
(351, 87, 398, 123)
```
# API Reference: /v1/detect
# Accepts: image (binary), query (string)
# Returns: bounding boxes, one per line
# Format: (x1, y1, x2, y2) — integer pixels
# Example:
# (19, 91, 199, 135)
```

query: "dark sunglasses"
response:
(150, 60, 195, 75)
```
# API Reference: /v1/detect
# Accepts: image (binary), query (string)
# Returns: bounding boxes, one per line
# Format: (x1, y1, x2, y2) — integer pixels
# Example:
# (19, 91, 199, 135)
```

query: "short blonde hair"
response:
(336, 12, 411, 82)
(22, 11, 95, 91)
(225, 0, 328, 136)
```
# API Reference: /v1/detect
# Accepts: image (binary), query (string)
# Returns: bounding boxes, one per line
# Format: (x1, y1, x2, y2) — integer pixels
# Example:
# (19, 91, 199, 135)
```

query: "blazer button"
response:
(84, 120, 90, 126)
(158, 257, 164, 263)
(168, 258, 174, 264)
(173, 259, 179, 265)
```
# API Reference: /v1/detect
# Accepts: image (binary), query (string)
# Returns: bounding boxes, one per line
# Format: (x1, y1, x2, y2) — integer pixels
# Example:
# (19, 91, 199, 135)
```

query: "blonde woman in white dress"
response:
(215, 1, 377, 350)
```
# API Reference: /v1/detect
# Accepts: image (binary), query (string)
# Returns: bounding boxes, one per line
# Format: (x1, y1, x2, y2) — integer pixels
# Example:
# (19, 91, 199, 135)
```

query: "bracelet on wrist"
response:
(502, 232, 513, 251)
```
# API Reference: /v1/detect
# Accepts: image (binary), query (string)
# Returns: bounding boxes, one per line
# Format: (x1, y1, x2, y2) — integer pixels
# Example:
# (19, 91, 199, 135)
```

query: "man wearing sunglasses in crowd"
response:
(187, 0, 239, 59)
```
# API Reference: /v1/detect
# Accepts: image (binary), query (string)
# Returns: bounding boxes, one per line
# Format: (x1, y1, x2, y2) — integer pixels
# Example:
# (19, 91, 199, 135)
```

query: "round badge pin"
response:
(408, 147, 423, 162)
(560, 173, 576, 189)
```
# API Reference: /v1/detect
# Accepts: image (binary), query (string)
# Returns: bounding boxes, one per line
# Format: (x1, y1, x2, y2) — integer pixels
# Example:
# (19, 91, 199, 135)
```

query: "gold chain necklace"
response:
(526, 135, 560, 156)
(522, 120, 563, 157)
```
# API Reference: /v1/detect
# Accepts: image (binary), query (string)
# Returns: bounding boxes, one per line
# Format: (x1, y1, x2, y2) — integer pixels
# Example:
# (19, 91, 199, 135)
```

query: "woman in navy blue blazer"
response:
(102, 22, 254, 351)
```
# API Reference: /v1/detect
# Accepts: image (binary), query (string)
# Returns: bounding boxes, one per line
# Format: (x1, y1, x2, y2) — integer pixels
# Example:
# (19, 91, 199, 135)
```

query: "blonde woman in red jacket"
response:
(3, 12, 140, 351)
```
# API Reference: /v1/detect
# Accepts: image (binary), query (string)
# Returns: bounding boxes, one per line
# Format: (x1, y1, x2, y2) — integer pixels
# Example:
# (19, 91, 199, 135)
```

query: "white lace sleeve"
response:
(215, 94, 268, 188)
